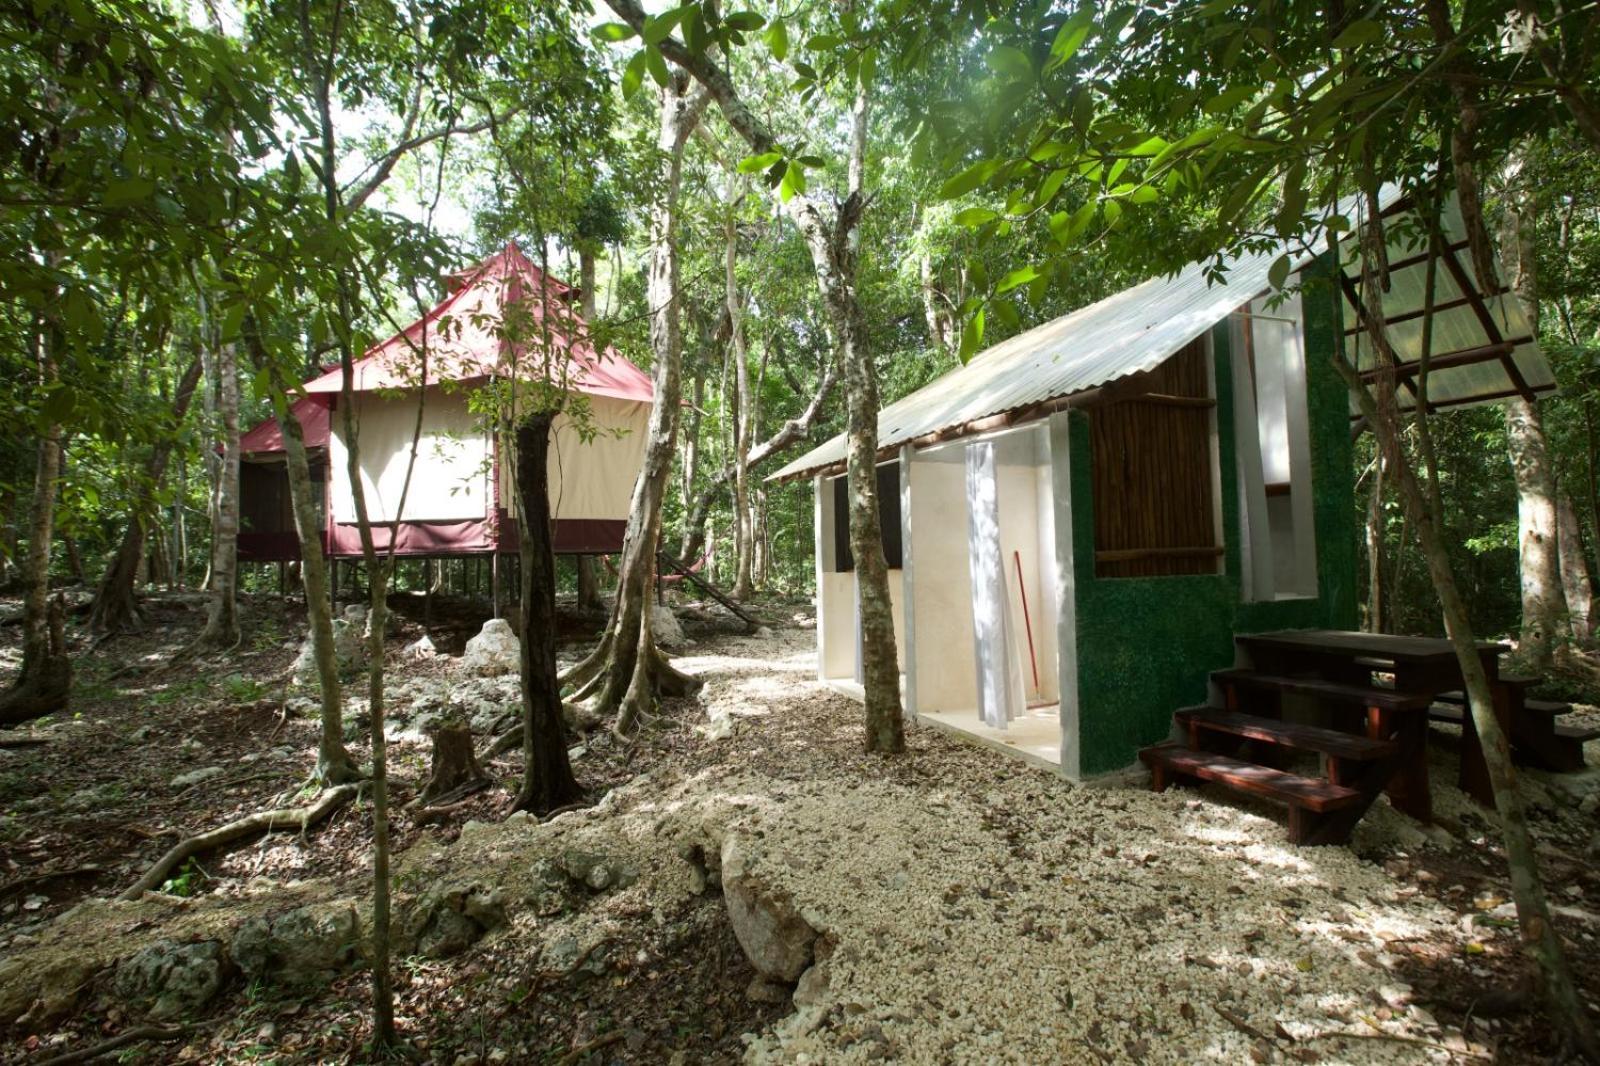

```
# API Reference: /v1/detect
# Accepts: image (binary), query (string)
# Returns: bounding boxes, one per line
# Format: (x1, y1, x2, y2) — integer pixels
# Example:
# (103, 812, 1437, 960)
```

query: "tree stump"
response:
(416, 722, 489, 807)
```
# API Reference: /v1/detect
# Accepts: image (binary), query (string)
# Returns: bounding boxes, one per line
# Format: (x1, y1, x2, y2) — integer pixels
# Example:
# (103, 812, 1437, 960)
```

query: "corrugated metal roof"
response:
(770, 190, 1553, 483)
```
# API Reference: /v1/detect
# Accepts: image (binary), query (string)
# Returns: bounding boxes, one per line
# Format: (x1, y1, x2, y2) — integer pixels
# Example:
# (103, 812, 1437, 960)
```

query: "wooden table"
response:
(1234, 629, 1512, 820)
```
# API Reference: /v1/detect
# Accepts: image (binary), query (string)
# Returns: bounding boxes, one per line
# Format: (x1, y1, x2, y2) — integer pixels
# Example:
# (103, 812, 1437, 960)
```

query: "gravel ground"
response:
(673, 627, 1598, 1065)
(6, 617, 1596, 1063)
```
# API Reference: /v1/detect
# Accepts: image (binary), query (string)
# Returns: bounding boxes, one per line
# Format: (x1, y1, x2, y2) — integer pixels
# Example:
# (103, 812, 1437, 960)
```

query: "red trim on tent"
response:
(240, 394, 332, 456)
(495, 514, 627, 555)
(301, 243, 652, 404)
(326, 519, 497, 558)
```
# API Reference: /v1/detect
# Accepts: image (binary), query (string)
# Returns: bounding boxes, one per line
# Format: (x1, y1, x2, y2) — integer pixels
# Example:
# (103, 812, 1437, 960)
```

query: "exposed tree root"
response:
(36, 1023, 200, 1066)
(412, 724, 489, 807)
(118, 784, 358, 901)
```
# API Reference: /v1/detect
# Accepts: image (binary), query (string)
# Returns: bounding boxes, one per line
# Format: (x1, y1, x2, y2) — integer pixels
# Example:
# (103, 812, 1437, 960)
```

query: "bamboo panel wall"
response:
(1089, 337, 1221, 578)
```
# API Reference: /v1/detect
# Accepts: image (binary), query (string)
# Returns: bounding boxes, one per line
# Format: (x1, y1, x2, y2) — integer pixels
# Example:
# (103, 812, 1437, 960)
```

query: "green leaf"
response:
(621, 49, 648, 100)
(1268, 253, 1291, 290)
(1046, 10, 1094, 71)
(938, 158, 1000, 200)
(39, 387, 75, 427)
(1203, 84, 1256, 114)
(104, 177, 155, 207)
(592, 22, 636, 42)
(993, 298, 1020, 330)
(1332, 18, 1381, 49)
(779, 160, 806, 202)
(958, 307, 985, 363)
(986, 45, 1033, 82)
(220, 302, 246, 342)
(806, 33, 842, 51)
(724, 10, 764, 30)
(645, 45, 670, 87)
(954, 207, 999, 227)
(996, 264, 1040, 294)
(765, 20, 788, 60)
(1034, 167, 1070, 207)
(737, 151, 783, 174)
(1127, 184, 1159, 204)
(859, 46, 876, 90)
(642, 8, 687, 45)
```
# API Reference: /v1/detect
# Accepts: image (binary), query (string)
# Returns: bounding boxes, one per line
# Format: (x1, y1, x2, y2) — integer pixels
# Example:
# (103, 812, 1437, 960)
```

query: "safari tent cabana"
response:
(772, 191, 1554, 780)
(236, 243, 653, 580)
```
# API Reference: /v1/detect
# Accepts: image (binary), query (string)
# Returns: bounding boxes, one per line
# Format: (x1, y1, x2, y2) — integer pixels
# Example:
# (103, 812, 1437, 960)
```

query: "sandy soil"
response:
(2, 598, 1597, 1064)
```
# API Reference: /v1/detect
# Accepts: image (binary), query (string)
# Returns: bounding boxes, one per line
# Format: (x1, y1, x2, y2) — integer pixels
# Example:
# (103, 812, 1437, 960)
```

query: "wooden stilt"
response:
(491, 552, 501, 618)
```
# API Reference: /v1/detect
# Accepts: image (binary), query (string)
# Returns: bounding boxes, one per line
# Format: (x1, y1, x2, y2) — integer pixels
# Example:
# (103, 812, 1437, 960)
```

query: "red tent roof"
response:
(241, 393, 330, 455)
(303, 243, 653, 403)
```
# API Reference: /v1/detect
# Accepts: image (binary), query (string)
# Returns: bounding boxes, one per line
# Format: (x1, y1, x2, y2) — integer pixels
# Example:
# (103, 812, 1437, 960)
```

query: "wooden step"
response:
(1176, 707, 1395, 761)
(1139, 743, 1363, 812)
(1435, 691, 1570, 716)
(1213, 668, 1433, 711)
(1429, 704, 1465, 726)
(1555, 722, 1600, 744)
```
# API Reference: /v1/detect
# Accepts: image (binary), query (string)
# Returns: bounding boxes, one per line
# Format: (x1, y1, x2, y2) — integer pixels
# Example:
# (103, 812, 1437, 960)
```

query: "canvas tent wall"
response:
(776, 189, 1555, 778)
(237, 243, 653, 563)
(238, 393, 330, 563)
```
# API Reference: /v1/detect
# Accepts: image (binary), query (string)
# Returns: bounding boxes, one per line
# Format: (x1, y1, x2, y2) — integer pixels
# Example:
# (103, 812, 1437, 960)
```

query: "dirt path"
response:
(3, 614, 1598, 1063)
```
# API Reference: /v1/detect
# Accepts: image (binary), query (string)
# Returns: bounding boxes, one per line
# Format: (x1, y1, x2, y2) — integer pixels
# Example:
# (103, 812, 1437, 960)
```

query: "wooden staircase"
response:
(1139, 671, 1410, 846)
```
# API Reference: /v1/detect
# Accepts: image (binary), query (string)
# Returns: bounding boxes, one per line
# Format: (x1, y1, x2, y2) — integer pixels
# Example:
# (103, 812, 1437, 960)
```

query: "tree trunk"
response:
(605, 0, 906, 751)
(726, 199, 755, 601)
(416, 723, 488, 806)
(1557, 490, 1594, 645)
(561, 74, 706, 729)
(90, 350, 204, 636)
(1365, 453, 1386, 632)
(244, 325, 357, 786)
(196, 319, 241, 650)
(1499, 146, 1567, 670)
(0, 430, 69, 726)
(920, 252, 958, 354)
(0, 312, 70, 726)
(1339, 163, 1597, 1057)
(514, 411, 583, 814)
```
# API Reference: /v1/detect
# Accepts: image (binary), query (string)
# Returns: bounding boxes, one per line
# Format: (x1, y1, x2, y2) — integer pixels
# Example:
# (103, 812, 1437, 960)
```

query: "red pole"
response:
(1014, 550, 1039, 691)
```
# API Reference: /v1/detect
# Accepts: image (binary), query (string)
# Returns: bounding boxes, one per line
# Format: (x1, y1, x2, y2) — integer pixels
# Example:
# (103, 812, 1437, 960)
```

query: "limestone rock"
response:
(404, 884, 507, 959)
(170, 766, 224, 789)
(746, 975, 791, 1004)
(114, 940, 227, 1020)
(651, 604, 687, 648)
(404, 633, 438, 661)
(231, 905, 360, 986)
(462, 619, 520, 676)
(721, 833, 816, 982)
(290, 618, 366, 684)
(794, 958, 831, 1007)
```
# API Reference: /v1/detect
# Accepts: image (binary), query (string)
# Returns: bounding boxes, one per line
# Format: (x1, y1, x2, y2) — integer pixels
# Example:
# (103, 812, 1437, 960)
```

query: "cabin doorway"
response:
(907, 424, 1063, 768)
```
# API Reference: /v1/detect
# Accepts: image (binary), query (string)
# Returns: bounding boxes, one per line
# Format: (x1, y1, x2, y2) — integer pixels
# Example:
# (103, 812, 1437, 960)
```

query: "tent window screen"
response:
(1089, 335, 1222, 578)
(830, 464, 903, 571)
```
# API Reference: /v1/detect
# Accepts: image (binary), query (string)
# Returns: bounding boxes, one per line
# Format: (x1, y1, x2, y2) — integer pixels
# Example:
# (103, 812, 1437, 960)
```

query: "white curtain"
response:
(966, 441, 1027, 729)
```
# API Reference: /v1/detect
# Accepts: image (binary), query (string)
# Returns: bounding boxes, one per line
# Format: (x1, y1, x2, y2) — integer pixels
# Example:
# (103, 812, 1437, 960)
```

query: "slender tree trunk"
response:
(726, 198, 755, 600)
(514, 411, 582, 813)
(679, 362, 705, 554)
(573, 245, 604, 614)
(1499, 146, 1567, 670)
(90, 349, 204, 635)
(605, 0, 906, 750)
(1338, 166, 1597, 1057)
(1556, 490, 1594, 645)
(1366, 453, 1386, 632)
(0, 315, 70, 726)
(562, 75, 705, 728)
(197, 310, 241, 649)
(245, 329, 358, 786)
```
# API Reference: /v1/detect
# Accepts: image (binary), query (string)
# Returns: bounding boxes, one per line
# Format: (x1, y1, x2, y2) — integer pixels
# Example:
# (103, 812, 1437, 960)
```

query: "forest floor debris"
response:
(0, 594, 1596, 1063)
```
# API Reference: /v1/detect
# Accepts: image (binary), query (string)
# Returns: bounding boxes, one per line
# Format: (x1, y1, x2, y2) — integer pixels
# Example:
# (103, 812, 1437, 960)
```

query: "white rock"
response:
(170, 766, 225, 788)
(652, 604, 687, 648)
(404, 634, 438, 661)
(462, 619, 519, 676)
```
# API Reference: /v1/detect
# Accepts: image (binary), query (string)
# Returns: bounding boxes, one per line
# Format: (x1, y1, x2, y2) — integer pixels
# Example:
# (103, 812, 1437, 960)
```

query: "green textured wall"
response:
(1069, 262, 1359, 776)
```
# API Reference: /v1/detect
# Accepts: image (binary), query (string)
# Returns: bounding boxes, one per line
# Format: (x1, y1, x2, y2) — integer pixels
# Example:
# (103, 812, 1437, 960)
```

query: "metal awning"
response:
(770, 189, 1553, 483)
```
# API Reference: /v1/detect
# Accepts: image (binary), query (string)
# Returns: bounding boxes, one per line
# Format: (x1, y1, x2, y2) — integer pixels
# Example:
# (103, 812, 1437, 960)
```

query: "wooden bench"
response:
(1212, 668, 1434, 711)
(1140, 742, 1363, 845)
